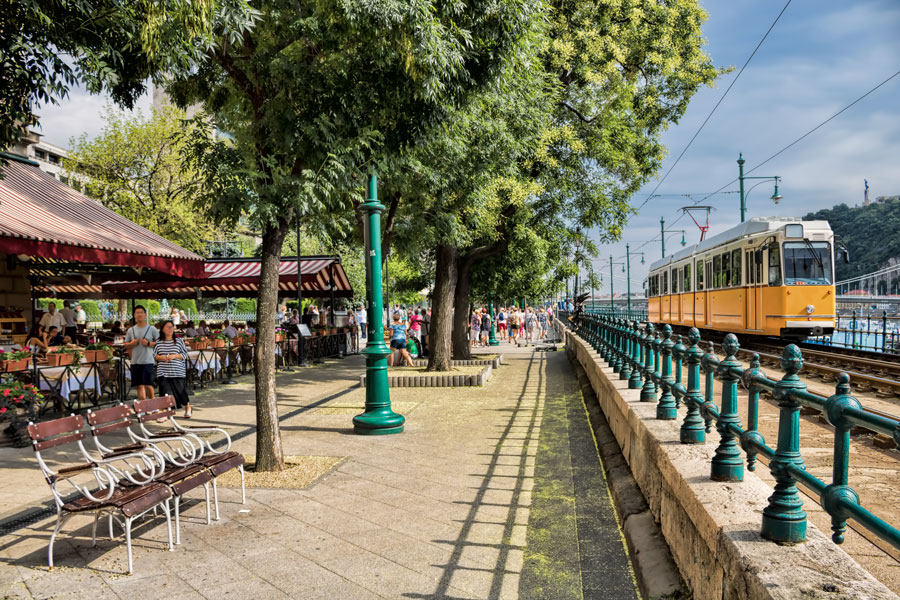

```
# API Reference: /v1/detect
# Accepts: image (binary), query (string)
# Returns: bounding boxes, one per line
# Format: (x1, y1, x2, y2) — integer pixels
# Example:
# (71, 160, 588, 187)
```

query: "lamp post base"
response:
(353, 423, 405, 436)
(489, 340, 499, 347)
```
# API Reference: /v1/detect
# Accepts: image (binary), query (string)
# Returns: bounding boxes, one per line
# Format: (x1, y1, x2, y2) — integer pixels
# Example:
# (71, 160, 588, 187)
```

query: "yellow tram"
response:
(647, 217, 836, 340)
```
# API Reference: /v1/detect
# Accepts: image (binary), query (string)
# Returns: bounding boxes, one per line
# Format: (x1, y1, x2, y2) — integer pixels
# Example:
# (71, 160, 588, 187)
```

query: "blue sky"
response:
(590, 0, 900, 293)
(35, 1, 900, 295)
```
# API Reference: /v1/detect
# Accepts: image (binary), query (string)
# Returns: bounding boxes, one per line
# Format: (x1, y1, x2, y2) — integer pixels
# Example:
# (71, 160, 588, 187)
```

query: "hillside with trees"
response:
(804, 200, 900, 283)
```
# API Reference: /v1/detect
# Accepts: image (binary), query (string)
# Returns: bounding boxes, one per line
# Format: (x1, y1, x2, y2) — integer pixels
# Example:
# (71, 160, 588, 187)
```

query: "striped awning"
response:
(96, 257, 352, 299)
(0, 156, 205, 277)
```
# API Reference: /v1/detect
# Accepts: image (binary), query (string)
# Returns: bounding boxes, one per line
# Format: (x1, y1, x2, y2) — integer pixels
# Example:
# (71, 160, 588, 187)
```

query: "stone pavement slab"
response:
(0, 342, 638, 599)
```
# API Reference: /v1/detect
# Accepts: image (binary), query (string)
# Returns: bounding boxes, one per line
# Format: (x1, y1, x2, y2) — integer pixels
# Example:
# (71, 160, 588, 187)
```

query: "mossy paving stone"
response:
(520, 351, 639, 600)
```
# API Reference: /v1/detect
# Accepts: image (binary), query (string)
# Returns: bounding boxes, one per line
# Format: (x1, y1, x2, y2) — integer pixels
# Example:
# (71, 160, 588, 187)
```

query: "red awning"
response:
(98, 257, 353, 299)
(0, 157, 205, 278)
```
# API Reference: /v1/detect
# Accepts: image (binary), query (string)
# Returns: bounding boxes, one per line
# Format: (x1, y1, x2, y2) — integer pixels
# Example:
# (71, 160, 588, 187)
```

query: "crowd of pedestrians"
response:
(473, 305, 554, 346)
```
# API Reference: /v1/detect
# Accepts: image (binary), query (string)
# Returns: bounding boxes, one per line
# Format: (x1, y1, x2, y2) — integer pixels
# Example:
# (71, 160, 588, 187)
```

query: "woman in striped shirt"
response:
(154, 320, 192, 418)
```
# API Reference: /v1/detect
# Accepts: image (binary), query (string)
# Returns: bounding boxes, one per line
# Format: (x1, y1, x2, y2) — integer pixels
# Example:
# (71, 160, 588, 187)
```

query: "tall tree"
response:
(175, 0, 540, 471)
(66, 106, 225, 254)
(0, 0, 255, 159)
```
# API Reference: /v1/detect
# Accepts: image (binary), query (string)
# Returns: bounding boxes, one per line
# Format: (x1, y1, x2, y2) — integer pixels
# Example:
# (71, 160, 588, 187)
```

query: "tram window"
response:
(768, 243, 782, 286)
(696, 260, 704, 290)
(662, 271, 668, 294)
(684, 263, 692, 292)
(732, 249, 742, 286)
(672, 269, 678, 293)
(712, 255, 721, 288)
(746, 252, 754, 284)
(783, 242, 833, 285)
(722, 252, 731, 287)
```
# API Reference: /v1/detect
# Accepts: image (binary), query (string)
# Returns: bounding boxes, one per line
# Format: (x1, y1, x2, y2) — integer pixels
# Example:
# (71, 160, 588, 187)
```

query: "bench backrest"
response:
(86, 404, 134, 436)
(27, 415, 85, 451)
(133, 395, 176, 423)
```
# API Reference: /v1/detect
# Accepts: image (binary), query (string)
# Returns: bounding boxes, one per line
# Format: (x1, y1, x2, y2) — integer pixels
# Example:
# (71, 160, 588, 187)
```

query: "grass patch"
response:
(216, 454, 345, 489)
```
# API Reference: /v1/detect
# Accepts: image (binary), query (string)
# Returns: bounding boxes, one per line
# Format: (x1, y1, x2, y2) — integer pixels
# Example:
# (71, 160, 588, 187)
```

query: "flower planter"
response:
(84, 349, 110, 363)
(189, 341, 209, 351)
(47, 353, 75, 367)
(210, 339, 226, 349)
(329, 329, 337, 335)
(233, 338, 245, 347)
(2, 359, 28, 372)
(274, 334, 286, 343)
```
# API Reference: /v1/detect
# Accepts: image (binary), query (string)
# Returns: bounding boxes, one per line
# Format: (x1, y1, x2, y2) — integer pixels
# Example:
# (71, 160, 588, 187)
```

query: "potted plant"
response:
(1, 378, 44, 447)
(0, 350, 31, 372)
(188, 336, 209, 350)
(210, 332, 228, 348)
(274, 326, 288, 343)
(46, 347, 81, 367)
(84, 342, 112, 363)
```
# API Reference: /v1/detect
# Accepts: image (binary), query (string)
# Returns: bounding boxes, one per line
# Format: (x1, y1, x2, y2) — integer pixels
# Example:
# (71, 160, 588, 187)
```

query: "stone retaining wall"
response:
(564, 328, 896, 600)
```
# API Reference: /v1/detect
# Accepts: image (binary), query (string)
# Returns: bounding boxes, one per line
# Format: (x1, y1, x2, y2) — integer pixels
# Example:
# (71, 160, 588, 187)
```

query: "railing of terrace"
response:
(571, 313, 900, 550)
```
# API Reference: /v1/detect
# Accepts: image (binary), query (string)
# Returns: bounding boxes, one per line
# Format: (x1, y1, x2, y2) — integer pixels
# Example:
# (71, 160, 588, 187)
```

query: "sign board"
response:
(299, 324, 312, 337)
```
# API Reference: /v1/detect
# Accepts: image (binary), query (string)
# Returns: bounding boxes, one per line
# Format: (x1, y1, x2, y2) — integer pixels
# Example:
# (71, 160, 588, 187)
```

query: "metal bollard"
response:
(701, 342, 716, 433)
(620, 321, 633, 381)
(657, 324, 676, 420)
(761, 344, 808, 543)
(711, 334, 743, 482)
(679, 328, 705, 444)
(822, 373, 861, 544)
(640, 323, 657, 402)
(740, 354, 764, 472)
(672, 334, 686, 407)
(628, 321, 643, 389)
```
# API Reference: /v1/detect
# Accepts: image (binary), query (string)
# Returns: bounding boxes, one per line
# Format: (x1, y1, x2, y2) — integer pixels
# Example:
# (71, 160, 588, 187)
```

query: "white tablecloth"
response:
(38, 365, 101, 401)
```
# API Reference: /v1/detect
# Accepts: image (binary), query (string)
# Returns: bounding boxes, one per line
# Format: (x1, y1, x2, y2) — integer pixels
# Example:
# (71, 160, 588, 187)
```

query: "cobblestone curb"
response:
(411, 355, 503, 369)
(359, 364, 492, 388)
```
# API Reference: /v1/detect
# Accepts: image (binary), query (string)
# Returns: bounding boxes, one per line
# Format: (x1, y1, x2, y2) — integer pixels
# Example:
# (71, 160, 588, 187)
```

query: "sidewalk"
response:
(0, 344, 639, 599)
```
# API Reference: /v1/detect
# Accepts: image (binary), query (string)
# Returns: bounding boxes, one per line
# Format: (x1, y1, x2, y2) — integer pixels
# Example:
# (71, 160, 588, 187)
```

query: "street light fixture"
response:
(738, 153, 782, 222)
(624, 244, 644, 319)
(660, 216, 687, 258)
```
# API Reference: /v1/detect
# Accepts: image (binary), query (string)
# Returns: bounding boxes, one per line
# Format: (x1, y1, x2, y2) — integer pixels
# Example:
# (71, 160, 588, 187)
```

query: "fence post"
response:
(740, 353, 763, 472)
(620, 320, 632, 381)
(612, 320, 624, 373)
(672, 334, 686, 407)
(822, 373, 861, 544)
(761, 344, 808, 543)
(628, 321, 643, 389)
(883, 311, 888, 353)
(702, 342, 716, 433)
(711, 333, 743, 482)
(640, 323, 657, 402)
(680, 328, 705, 444)
(657, 324, 676, 420)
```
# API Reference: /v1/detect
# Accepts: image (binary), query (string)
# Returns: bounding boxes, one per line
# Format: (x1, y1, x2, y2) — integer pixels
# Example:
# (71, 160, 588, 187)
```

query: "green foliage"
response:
(171, 299, 198, 314)
(0, 0, 256, 159)
(66, 106, 226, 254)
(235, 298, 257, 314)
(804, 200, 900, 284)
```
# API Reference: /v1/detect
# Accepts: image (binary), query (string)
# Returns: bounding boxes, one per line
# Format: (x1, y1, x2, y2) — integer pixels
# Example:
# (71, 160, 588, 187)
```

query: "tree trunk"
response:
(118, 299, 128, 321)
(426, 244, 458, 371)
(452, 258, 473, 360)
(253, 218, 289, 471)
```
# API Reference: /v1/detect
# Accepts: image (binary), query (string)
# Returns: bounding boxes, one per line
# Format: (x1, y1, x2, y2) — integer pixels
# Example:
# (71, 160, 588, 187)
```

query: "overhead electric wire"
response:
(699, 67, 900, 203)
(636, 0, 793, 212)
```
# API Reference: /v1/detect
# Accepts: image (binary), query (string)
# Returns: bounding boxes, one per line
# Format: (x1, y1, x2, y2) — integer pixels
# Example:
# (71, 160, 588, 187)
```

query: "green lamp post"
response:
(659, 217, 687, 258)
(737, 153, 782, 223)
(353, 172, 405, 436)
(488, 293, 499, 346)
(624, 244, 645, 320)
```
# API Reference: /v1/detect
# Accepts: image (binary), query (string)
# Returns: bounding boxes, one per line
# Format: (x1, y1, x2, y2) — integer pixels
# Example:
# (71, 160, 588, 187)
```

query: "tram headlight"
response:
(805, 304, 815, 314)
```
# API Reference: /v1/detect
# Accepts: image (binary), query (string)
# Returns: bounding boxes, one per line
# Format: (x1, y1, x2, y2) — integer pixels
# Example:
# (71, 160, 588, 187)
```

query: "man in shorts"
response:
(497, 307, 507, 341)
(538, 307, 549, 340)
(124, 306, 159, 402)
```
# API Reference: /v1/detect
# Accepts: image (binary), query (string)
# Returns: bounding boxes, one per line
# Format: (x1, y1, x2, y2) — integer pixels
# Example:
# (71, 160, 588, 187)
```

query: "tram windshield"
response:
(783, 241, 832, 285)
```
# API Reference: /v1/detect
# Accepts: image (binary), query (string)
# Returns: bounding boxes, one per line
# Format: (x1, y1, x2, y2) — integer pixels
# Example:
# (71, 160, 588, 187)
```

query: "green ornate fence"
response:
(572, 313, 900, 550)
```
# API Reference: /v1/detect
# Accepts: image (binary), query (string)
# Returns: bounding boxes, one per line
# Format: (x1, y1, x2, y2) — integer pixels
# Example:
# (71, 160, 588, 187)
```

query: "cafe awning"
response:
(97, 256, 353, 299)
(0, 155, 205, 278)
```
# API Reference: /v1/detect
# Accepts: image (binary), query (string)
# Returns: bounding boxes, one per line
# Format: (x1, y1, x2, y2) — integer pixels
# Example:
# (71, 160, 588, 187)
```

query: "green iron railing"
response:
(572, 313, 900, 550)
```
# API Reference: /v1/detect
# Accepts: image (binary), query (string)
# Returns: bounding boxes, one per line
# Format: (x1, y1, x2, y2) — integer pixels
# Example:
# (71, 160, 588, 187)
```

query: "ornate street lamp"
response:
(738, 153, 782, 223)
(659, 217, 686, 258)
(353, 173, 405, 436)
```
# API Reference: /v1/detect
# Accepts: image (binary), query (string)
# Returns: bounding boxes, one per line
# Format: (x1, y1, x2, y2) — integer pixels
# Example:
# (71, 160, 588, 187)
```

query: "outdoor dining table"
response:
(35, 360, 103, 412)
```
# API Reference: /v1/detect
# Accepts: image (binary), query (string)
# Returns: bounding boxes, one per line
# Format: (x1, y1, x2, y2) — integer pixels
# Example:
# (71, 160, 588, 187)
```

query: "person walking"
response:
(124, 306, 159, 402)
(479, 308, 491, 347)
(419, 308, 430, 356)
(496, 307, 507, 341)
(538, 307, 549, 340)
(75, 303, 87, 326)
(524, 307, 538, 344)
(387, 312, 413, 367)
(154, 320, 192, 418)
(508, 308, 520, 345)
(356, 305, 367, 339)
(470, 310, 481, 348)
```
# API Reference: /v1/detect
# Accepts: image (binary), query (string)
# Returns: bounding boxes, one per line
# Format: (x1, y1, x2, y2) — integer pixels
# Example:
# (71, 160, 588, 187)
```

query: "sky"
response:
(33, 0, 900, 295)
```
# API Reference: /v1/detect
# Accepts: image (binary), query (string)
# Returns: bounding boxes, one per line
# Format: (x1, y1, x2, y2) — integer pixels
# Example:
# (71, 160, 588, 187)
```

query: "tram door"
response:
(704, 261, 712, 326)
(744, 250, 762, 331)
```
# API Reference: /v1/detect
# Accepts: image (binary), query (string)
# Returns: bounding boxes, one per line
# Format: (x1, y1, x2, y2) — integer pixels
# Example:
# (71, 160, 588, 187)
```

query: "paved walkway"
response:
(0, 344, 638, 599)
